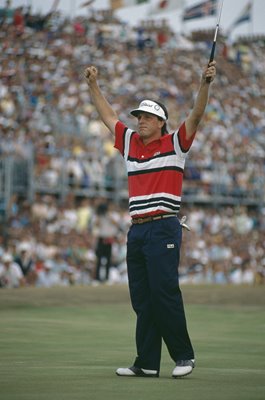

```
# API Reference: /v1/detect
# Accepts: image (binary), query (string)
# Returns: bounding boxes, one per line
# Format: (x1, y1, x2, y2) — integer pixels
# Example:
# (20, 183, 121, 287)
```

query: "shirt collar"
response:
(135, 133, 162, 147)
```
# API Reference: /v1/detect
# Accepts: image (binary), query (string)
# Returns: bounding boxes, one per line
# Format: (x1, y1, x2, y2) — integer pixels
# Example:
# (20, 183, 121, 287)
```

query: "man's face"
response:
(136, 112, 164, 143)
(4, 261, 11, 269)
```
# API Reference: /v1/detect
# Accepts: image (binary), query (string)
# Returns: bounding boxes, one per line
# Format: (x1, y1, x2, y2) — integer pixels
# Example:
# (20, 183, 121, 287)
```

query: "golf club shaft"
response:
(206, 0, 224, 82)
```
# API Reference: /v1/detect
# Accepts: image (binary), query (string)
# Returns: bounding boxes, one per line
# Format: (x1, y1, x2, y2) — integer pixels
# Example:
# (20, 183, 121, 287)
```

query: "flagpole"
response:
(70, 0, 76, 18)
(180, 0, 186, 37)
(249, 0, 254, 37)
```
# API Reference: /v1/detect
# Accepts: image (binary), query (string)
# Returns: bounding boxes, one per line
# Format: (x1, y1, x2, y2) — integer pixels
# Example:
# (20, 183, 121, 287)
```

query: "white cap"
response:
(18, 242, 31, 252)
(44, 260, 53, 269)
(2, 253, 13, 263)
(130, 100, 167, 121)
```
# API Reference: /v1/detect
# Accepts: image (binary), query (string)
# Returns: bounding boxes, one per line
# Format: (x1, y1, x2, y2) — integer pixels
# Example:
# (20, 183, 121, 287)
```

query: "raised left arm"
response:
(185, 61, 216, 139)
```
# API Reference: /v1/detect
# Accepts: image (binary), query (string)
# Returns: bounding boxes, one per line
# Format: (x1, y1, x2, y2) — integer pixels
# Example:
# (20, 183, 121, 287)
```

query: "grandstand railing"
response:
(0, 156, 33, 219)
(0, 155, 264, 214)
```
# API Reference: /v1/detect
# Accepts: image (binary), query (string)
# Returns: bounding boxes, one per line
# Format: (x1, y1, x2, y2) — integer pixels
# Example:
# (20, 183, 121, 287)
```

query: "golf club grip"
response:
(206, 41, 216, 83)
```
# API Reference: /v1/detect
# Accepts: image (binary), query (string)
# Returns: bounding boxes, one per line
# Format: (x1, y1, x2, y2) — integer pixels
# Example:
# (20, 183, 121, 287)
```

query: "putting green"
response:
(0, 284, 264, 400)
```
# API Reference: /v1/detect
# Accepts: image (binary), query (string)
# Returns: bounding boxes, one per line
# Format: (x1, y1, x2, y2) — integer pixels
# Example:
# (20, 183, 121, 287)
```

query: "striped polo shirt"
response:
(114, 120, 196, 218)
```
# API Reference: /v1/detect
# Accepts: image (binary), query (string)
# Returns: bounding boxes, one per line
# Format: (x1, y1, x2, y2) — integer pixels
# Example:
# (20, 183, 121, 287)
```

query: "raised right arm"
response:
(84, 66, 118, 136)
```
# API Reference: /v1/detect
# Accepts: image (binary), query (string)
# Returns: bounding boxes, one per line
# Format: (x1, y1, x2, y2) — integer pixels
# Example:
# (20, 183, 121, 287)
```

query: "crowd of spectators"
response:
(0, 194, 264, 288)
(0, 4, 264, 288)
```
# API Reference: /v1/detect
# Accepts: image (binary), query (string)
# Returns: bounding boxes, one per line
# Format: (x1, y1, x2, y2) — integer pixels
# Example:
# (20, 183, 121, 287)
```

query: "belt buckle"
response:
(134, 217, 145, 224)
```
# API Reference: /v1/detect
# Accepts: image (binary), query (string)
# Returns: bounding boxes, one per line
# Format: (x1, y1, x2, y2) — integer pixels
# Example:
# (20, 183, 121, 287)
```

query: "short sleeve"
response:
(114, 120, 127, 156)
(177, 121, 196, 153)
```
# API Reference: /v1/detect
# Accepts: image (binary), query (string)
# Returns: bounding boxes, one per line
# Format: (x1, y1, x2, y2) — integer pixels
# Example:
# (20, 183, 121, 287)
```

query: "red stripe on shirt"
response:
(128, 170, 183, 198)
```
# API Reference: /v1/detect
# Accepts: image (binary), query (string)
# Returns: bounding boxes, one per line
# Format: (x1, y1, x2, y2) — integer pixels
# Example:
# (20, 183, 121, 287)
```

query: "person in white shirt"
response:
(0, 253, 25, 288)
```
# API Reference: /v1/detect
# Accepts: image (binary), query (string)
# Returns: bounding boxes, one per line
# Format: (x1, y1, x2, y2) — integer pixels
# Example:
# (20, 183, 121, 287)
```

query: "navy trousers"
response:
(126, 216, 194, 372)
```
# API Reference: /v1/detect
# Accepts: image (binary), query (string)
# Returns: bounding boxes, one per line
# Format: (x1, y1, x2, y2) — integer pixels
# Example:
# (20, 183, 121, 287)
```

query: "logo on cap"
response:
(140, 101, 155, 109)
(130, 99, 167, 121)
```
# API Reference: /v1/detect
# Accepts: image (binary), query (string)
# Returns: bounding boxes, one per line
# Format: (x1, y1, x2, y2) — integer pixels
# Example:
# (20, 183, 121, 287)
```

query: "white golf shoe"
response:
(172, 359, 195, 378)
(116, 366, 159, 378)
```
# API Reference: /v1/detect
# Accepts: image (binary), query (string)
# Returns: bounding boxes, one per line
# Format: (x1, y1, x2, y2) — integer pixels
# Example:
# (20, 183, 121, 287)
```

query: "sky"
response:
(6, 0, 265, 40)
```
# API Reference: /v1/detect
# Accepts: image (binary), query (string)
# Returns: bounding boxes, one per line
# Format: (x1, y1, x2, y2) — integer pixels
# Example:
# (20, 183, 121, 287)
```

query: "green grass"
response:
(0, 285, 264, 400)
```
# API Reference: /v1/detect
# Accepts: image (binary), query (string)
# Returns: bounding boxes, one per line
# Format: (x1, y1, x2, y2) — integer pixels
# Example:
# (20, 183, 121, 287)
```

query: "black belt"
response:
(131, 214, 176, 225)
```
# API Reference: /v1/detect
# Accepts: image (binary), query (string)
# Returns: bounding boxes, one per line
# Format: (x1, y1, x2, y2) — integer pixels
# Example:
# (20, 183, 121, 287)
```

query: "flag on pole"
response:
(50, 0, 60, 13)
(80, 0, 96, 7)
(110, 0, 149, 10)
(149, 0, 184, 15)
(182, 0, 218, 21)
(229, 2, 252, 29)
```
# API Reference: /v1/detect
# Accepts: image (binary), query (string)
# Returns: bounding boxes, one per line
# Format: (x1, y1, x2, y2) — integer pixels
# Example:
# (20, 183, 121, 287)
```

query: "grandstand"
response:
(0, 5, 264, 287)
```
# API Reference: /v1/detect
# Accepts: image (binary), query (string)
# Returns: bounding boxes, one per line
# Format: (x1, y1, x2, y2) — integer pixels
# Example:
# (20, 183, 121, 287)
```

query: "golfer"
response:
(84, 61, 216, 378)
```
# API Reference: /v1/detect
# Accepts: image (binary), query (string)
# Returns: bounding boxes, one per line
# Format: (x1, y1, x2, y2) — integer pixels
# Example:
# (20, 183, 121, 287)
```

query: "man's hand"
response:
(83, 65, 118, 135)
(202, 61, 216, 84)
(84, 66, 98, 86)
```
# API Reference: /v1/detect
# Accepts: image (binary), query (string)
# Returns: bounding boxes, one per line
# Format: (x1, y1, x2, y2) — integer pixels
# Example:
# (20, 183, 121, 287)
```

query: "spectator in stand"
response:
(76, 198, 93, 232)
(36, 259, 59, 288)
(92, 201, 119, 282)
(13, 7, 24, 34)
(0, 253, 25, 288)
(0, 0, 13, 25)
(14, 242, 37, 286)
